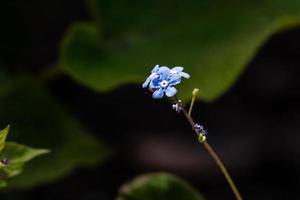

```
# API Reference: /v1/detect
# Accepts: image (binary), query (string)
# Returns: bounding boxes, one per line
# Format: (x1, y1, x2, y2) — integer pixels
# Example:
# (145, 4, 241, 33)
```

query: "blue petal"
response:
(158, 67, 170, 80)
(142, 76, 151, 88)
(152, 88, 164, 99)
(149, 73, 159, 80)
(149, 78, 160, 89)
(171, 66, 183, 73)
(143, 73, 159, 88)
(165, 86, 177, 97)
(159, 66, 170, 72)
(151, 64, 160, 73)
(168, 75, 181, 86)
(179, 71, 190, 79)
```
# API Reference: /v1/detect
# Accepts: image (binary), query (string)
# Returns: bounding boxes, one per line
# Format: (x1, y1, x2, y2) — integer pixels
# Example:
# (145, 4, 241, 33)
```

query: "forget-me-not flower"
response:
(143, 64, 190, 99)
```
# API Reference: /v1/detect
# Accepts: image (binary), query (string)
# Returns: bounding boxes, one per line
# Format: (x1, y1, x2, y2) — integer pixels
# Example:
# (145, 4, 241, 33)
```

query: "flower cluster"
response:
(193, 124, 207, 135)
(142, 64, 190, 99)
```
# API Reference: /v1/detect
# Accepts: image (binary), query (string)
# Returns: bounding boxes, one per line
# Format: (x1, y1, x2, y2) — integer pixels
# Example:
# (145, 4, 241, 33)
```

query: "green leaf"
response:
(0, 142, 49, 177)
(117, 172, 204, 200)
(60, 0, 300, 101)
(0, 78, 111, 189)
(0, 180, 7, 188)
(0, 125, 9, 153)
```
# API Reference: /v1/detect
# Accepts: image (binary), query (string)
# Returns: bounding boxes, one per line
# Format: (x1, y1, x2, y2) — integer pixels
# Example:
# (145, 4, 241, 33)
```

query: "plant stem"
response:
(188, 88, 199, 116)
(202, 141, 242, 200)
(188, 94, 196, 116)
(179, 102, 243, 200)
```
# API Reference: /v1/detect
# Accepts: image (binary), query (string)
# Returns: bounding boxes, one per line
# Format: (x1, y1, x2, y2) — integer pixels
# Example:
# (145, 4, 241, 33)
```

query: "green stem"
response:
(202, 141, 242, 200)
(179, 102, 243, 200)
(188, 88, 199, 116)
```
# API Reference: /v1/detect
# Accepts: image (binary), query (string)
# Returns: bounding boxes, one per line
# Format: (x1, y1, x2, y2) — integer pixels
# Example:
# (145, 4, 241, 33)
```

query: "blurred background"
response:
(0, 0, 300, 199)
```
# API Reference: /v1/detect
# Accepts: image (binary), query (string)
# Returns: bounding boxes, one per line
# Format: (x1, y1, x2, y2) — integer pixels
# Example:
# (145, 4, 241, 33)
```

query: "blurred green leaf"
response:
(117, 172, 204, 200)
(0, 79, 111, 189)
(0, 181, 6, 188)
(61, 0, 300, 101)
(0, 125, 9, 152)
(0, 142, 49, 177)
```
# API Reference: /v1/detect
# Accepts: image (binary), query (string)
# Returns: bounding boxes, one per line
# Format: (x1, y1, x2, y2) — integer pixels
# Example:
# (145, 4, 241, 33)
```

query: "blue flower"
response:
(143, 65, 190, 99)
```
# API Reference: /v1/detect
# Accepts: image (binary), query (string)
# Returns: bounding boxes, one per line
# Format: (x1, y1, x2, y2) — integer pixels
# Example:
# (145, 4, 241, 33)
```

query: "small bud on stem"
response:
(1, 158, 9, 165)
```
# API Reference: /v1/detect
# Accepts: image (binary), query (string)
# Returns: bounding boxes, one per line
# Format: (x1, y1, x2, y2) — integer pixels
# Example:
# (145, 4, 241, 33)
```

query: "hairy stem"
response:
(179, 100, 243, 200)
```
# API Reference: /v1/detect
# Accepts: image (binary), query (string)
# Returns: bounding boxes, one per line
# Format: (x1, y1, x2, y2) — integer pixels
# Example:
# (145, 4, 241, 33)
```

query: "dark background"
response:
(0, 0, 300, 199)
